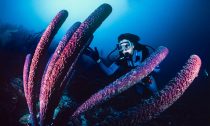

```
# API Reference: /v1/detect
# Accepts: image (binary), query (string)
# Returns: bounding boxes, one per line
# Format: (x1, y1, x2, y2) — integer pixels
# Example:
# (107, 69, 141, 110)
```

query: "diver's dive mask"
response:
(117, 39, 134, 57)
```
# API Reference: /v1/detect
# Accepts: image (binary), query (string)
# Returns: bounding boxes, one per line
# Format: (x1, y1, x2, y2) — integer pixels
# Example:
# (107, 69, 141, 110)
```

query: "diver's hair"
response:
(118, 33, 140, 43)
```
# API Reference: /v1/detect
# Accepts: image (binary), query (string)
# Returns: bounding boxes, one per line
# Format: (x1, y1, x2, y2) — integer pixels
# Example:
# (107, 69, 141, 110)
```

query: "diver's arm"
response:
(97, 59, 119, 76)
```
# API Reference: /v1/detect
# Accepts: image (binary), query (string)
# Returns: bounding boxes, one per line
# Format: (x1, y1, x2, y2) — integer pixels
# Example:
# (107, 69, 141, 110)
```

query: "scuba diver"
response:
(92, 33, 159, 95)
(89, 33, 160, 108)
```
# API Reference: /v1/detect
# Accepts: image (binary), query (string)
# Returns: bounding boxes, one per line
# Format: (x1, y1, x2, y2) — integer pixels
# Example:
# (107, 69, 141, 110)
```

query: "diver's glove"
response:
(92, 47, 101, 63)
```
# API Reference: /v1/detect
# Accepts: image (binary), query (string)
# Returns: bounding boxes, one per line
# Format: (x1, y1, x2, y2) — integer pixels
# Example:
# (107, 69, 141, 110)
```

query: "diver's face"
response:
(118, 39, 134, 56)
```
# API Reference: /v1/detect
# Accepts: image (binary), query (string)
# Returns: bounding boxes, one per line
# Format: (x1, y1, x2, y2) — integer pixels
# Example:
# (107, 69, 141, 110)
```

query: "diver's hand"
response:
(92, 47, 100, 62)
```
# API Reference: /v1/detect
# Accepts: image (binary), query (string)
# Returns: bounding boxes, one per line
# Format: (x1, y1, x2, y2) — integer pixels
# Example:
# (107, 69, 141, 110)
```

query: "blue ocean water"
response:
(0, 0, 209, 125)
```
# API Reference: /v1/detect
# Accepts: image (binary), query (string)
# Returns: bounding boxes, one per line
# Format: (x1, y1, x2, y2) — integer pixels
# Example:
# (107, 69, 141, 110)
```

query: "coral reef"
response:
(23, 3, 201, 126)
(23, 3, 112, 126)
